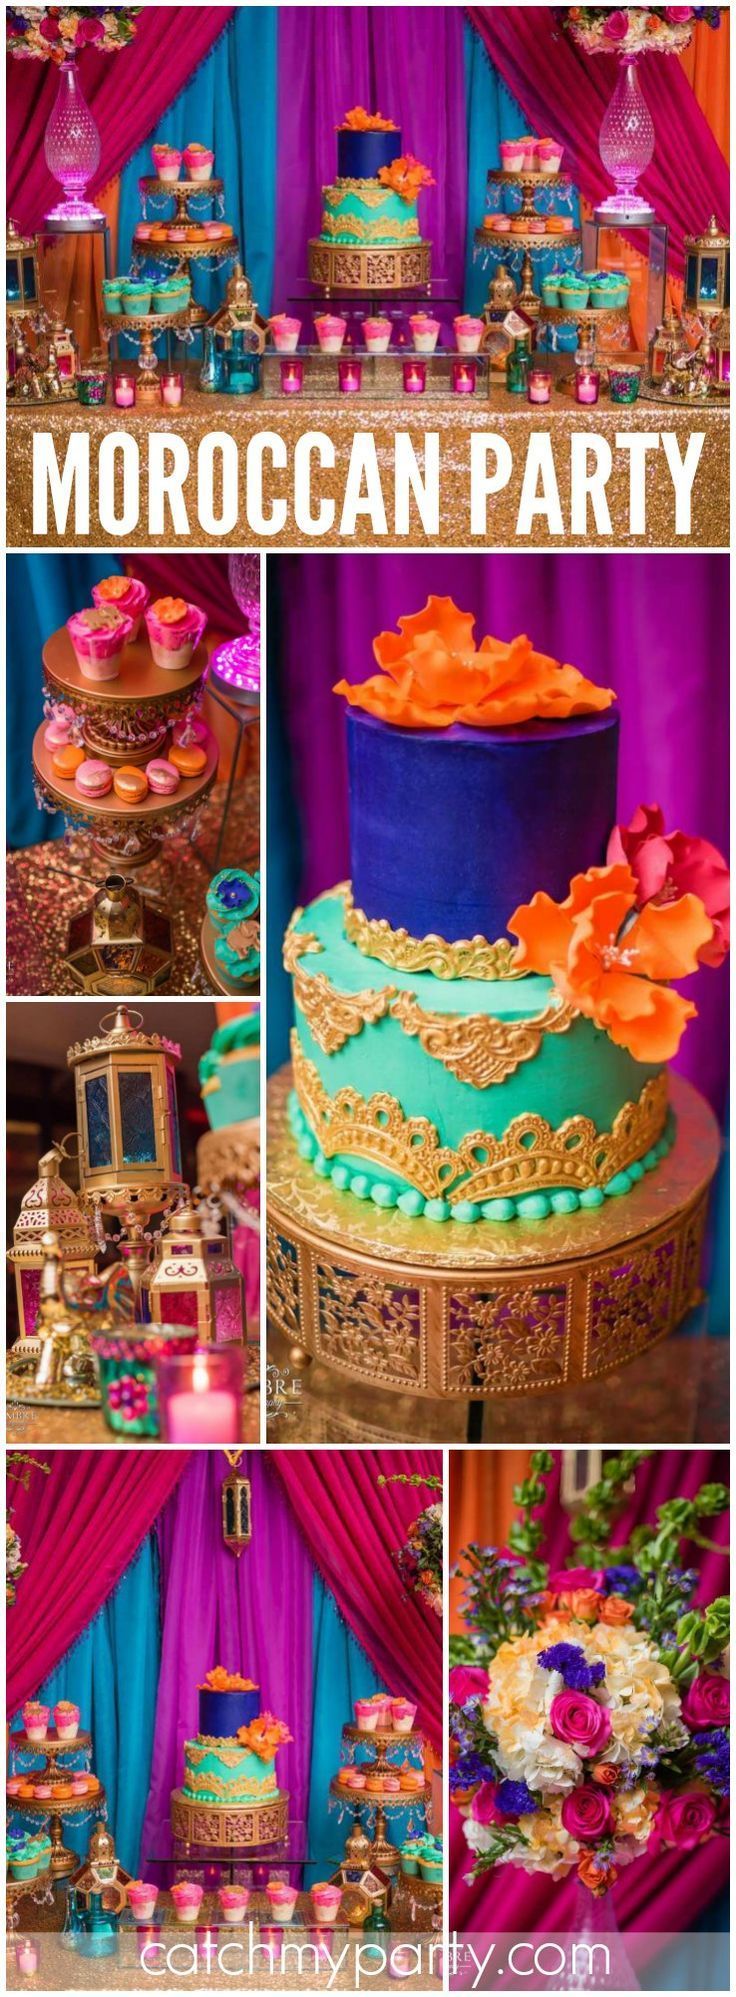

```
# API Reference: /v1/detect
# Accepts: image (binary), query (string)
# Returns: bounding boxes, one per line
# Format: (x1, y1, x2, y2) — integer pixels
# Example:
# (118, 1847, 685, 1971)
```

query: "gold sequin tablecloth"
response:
(7, 779, 258, 995)
(8, 382, 728, 547)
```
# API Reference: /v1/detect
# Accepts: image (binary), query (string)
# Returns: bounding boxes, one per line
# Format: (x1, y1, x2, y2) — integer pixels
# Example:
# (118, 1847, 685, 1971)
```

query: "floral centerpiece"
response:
(7, 7, 141, 61)
(558, 8, 721, 57)
(450, 1452, 729, 1899)
(378, 1470, 443, 1617)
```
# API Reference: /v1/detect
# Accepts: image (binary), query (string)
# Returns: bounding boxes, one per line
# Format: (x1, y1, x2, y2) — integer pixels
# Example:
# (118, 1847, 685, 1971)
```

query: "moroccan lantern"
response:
(7, 1147, 97, 1345)
(67, 1005, 184, 1298)
(221, 1450, 252, 1555)
(684, 215, 730, 320)
(6, 218, 40, 319)
(139, 1204, 246, 1343)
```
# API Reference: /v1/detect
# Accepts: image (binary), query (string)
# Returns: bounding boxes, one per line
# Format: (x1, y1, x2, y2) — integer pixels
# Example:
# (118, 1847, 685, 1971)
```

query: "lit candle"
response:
(451, 361, 475, 396)
(338, 359, 362, 394)
(402, 361, 426, 394)
(160, 371, 184, 408)
(15, 1939, 39, 1977)
(158, 1349, 241, 1442)
(113, 373, 136, 409)
(527, 367, 552, 405)
(574, 368, 600, 406)
(280, 360, 303, 395)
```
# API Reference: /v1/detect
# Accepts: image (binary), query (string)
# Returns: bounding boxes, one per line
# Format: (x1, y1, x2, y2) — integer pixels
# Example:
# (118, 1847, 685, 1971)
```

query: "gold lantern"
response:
(684, 215, 730, 321)
(7, 1147, 98, 1350)
(648, 309, 685, 383)
(67, 1005, 184, 1298)
(221, 1449, 252, 1555)
(139, 1202, 246, 1343)
(7, 218, 40, 320)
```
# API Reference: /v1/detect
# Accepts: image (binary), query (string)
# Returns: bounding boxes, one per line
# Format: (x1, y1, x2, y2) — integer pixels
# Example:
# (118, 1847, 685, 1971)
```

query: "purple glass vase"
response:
(44, 59, 103, 223)
(596, 57, 655, 225)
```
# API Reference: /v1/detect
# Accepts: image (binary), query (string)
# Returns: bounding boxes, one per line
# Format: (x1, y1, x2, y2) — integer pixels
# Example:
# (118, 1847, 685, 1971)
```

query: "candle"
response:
(155, 1346, 243, 1442)
(160, 371, 184, 408)
(280, 360, 303, 395)
(402, 361, 426, 395)
(338, 360, 362, 394)
(527, 368, 552, 405)
(164, 1386, 238, 1443)
(574, 368, 600, 406)
(16, 1939, 39, 1977)
(607, 362, 642, 405)
(451, 362, 475, 396)
(113, 374, 136, 409)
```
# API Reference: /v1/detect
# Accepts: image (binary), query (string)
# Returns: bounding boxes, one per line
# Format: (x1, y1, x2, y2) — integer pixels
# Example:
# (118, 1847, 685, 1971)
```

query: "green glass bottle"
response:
(505, 335, 530, 394)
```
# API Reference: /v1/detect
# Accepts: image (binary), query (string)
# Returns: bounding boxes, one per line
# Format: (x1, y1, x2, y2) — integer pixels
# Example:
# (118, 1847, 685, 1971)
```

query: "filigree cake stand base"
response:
(267, 1068, 720, 1409)
(308, 239, 432, 294)
(170, 1789, 289, 1851)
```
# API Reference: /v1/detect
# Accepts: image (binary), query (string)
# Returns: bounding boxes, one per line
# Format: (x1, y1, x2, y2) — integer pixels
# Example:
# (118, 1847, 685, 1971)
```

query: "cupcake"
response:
(499, 139, 525, 174)
(170, 1882, 204, 1924)
(10, 1849, 37, 1882)
(92, 574, 150, 642)
(152, 143, 182, 183)
(354, 1699, 379, 1732)
(311, 1883, 342, 1927)
(265, 1880, 298, 1924)
(54, 1700, 80, 1741)
(145, 596, 207, 671)
(419, 1851, 443, 1884)
(409, 315, 440, 354)
(454, 316, 484, 355)
(390, 1698, 417, 1733)
(537, 138, 564, 174)
(269, 314, 302, 353)
(314, 314, 347, 354)
(363, 316, 392, 353)
(67, 606, 133, 682)
(541, 277, 562, 308)
(217, 1886, 250, 1925)
(401, 1843, 421, 1877)
(127, 1881, 159, 1922)
(519, 135, 537, 168)
(102, 279, 123, 316)
(559, 275, 590, 307)
(207, 869, 259, 933)
(22, 1702, 50, 1743)
(121, 279, 152, 317)
(183, 143, 214, 182)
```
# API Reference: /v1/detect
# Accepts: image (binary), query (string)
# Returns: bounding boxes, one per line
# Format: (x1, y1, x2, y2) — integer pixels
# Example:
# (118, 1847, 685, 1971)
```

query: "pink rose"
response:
(665, 8, 694, 20)
(550, 1691, 612, 1757)
(607, 806, 729, 969)
(449, 1665, 488, 1706)
(657, 1790, 717, 1849)
(603, 10, 631, 41)
(548, 1568, 605, 1594)
(77, 16, 106, 43)
(470, 1783, 503, 1827)
(40, 17, 61, 39)
(561, 1785, 613, 1842)
(681, 1672, 730, 1731)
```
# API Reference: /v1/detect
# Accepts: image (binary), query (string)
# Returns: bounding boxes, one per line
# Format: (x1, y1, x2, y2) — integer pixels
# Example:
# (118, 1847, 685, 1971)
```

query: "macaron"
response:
(113, 765, 149, 804)
(52, 742, 85, 779)
(146, 758, 181, 795)
(44, 717, 72, 749)
(169, 741, 207, 777)
(75, 759, 113, 798)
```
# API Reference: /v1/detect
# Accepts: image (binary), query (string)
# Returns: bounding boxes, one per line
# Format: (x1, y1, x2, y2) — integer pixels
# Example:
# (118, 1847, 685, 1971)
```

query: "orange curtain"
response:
(449, 1450, 531, 1634)
(679, 14, 730, 162)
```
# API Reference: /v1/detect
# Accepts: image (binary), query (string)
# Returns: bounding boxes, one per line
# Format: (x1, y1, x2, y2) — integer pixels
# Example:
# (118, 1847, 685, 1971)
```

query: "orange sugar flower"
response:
(151, 596, 188, 625)
(199, 1667, 258, 1692)
(340, 106, 397, 131)
(378, 154, 436, 202)
(238, 1714, 293, 1760)
(96, 575, 131, 602)
(509, 863, 713, 1063)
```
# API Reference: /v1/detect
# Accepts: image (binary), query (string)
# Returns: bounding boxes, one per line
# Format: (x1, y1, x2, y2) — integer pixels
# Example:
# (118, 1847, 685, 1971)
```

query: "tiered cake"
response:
(320, 115, 426, 248)
(172, 1670, 290, 1847)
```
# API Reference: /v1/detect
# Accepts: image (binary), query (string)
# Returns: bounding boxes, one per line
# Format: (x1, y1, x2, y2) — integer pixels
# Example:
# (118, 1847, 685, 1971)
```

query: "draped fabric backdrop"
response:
(450, 1451, 729, 1960)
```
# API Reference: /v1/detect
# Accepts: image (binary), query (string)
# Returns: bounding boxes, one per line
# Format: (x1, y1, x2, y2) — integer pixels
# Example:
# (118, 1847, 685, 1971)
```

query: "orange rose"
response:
(377, 155, 436, 203)
(96, 575, 130, 601)
(340, 106, 397, 132)
(561, 1589, 603, 1622)
(578, 1853, 615, 1896)
(151, 596, 188, 626)
(599, 1594, 634, 1625)
(591, 1762, 619, 1787)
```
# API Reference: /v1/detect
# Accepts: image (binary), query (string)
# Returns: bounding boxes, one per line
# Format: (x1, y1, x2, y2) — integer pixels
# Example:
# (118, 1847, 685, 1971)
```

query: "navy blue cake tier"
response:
(336, 127, 402, 179)
(346, 705, 620, 945)
(199, 1686, 260, 1737)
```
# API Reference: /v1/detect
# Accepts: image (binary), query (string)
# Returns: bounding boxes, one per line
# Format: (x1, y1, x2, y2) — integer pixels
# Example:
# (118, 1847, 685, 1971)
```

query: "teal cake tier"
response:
(199, 1013, 260, 1131)
(320, 181, 420, 246)
(285, 887, 672, 1225)
(182, 1738, 277, 1804)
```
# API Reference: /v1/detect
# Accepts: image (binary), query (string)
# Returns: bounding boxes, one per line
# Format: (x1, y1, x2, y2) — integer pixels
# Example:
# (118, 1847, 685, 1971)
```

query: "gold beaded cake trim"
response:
(342, 885, 526, 981)
(291, 1035, 669, 1204)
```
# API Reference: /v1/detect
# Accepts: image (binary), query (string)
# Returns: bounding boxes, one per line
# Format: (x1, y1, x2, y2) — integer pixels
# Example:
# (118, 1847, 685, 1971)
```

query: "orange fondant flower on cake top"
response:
(339, 107, 398, 131)
(378, 154, 436, 201)
(334, 597, 615, 729)
(509, 862, 714, 1062)
(237, 1715, 293, 1760)
(199, 1668, 258, 1692)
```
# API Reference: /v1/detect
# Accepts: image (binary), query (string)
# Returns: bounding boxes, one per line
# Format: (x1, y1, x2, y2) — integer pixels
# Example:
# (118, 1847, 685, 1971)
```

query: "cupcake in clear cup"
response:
(171, 1882, 204, 1924)
(370, 1693, 393, 1726)
(499, 139, 525, 174)
(127, 1882, 159, 1923)
(519, 135, 537, 168)
(363, 316, 392, 353)
(311, 1883, 342, 1927)
(145, 596, 207, 671)
(409, 315, 440, 353)
(54, 1700, 80, 1741)
(152, 144, 182, 183)
(183, 143, 214, 182)
(537, 138, 564, 174)
(67, 606, 133, 682)
(454, 316, 484, 355)
(314, 314, 347, 354)
(265, 1880, 298, 1924)
(354, 1698, 379, 1732)
(92, 574, 150, 642)
(390, 1698, 417, 1733)
(21, 1706, 49, 1748)
(270, 314, 302, 353)
(217, 1886, 250, 1925)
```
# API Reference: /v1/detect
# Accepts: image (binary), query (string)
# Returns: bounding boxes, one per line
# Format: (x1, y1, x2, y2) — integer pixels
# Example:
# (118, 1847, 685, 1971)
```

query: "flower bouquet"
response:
(378, 1470, 443, 1617)
(7, 7, 142, 61)
(558, 8, 720, 57)
(451, 1452, 729, 1903)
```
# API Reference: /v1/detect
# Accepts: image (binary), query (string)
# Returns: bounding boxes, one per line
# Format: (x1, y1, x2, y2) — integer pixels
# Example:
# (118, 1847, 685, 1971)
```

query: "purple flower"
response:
(496, 1780, 538, 1817)
(694, 1729, 730, 1799)
(537, 1643, 605, 1691)
(449, 1753, 496, 1793)
(603, 1565, 641, 1594)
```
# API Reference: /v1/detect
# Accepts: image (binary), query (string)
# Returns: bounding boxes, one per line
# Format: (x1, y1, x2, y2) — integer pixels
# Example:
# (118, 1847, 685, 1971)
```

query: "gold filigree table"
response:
(170, 1790, 289, 1851)
(267, 1067, 721, 1424)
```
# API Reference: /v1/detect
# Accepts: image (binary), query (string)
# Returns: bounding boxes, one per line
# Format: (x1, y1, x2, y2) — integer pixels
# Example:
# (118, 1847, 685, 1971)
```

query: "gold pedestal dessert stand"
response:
(42, 626, 209, 766)
(6, 1869, 55, 1934)
(9, 1729, 106, 1880)
(170, 1789, 289, 1851)
(267, 1068, 720, 1415)
(308, 239, 432, 295)
(330, 1721, 430, 1874)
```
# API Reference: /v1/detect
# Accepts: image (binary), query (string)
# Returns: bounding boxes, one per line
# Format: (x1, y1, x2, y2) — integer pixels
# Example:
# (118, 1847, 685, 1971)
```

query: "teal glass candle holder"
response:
(91, 1324, 198, 1437)
(607, 362, 642, 405)
(76, 369, 108, 407)
(225, 333, 261, 395)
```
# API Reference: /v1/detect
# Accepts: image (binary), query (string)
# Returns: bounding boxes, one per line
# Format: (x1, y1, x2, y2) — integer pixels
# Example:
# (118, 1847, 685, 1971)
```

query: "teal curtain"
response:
(10, 1537, 159, 1878)
(7, 552, 123, 850)
(306, 1573, 421, 1889)
(463, 19, 579, 314)
(117, 8, 278, 327)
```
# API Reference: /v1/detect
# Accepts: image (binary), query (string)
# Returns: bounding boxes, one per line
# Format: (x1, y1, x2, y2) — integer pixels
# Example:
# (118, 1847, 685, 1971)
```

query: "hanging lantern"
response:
(67, 1005, 184, 1300)
(560, 1451, 604, 1513)
(6, 219, 40, 319)
(221, 1449, 252, 1555)
(684, 216, 730, 321)
(647, 309, 686, 383)
(7, 1147, 98, 1347)
(139, 1204, 246, 1343)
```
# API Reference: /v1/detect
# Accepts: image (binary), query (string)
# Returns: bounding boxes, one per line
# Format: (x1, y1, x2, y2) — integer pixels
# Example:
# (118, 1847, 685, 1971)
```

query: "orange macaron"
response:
(113, 764, 149, 804)
(169, 741, 207, 777)
(52, 742, 85, 779)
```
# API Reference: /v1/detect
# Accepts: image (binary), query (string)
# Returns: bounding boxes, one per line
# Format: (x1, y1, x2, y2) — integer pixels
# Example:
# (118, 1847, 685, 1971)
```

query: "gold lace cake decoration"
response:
(183, 1770, 277, 1801)
(389, 989, 576, 1085)
(284, 915, 393, 1052)
(341, 885, 527, 982)
(320, 209, 421, 244)
(326, 180, 418, 206)
(291, 1035, 669, 1204)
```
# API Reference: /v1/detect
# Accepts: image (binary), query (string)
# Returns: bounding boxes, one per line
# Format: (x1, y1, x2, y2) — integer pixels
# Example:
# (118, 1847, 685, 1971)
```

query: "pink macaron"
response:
(75, 759, 113, 798)
(44, 717, 73, 749)
(146, 758, 181, 796)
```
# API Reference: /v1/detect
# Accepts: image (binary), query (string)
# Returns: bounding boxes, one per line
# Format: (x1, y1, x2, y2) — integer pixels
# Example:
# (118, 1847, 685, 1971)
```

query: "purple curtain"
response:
(140, 1452, 313, 1863)
(450, 1450, 730, 1943)
(272, 551, 728, 1116)
(272, 6, 467, 309)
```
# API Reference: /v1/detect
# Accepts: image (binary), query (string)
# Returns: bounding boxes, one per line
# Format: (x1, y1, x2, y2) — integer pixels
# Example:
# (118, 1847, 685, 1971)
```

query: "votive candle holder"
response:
(160, 371, 184, 408)
(607, 362, 642, 405)
(76, 368, 108, 407)
(112, 373, 136, 409)
(527, 367, 552, 405)
(402, 360, 426, 395)
(451, 361, 476, 395)
(574, 368, 601, 406)
(15, 1939, 39, 1978)
(280, 360, 303, 395)
(338, 359, 362, 394)
(155, 1345, 243, 1443)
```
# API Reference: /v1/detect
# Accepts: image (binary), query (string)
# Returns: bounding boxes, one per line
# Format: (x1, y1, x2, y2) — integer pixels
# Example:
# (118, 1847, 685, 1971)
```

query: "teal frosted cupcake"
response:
(102, 278, 123, 316)
(121, 279, 152, 317)
(559, 275, 590, 308)
(207, 868, 259, 933)
(540, 277, 561, 308)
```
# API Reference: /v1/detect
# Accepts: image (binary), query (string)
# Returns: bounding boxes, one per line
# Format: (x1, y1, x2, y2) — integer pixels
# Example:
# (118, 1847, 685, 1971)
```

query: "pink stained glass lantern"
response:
(140, 1205, 246, 1344)
(596, 59, 655, 225)
(44, 60, 104, 224)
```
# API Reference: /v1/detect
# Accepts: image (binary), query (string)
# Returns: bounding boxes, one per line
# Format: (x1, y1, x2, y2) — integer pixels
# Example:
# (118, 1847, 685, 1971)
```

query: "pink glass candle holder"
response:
(280, 360, 304, 396)
(451, 361, 476, 396)
(574, 367, 601, 406)
(527, 367, 552, 405)
(402, 360, 426, 395)
(154, 1345, 244, 1443)
(113, 373, 136, 409)
(338, 359, 362, 394)
(160, 371, 184, 409)
(15, 1939, 39, 1978)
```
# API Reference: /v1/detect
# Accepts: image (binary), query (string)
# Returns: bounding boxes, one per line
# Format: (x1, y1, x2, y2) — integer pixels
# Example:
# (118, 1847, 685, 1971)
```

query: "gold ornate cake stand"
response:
(170, 1789, 289, 1851)
(267, 1068, 720, 1404)
(308, 239, 432, 294)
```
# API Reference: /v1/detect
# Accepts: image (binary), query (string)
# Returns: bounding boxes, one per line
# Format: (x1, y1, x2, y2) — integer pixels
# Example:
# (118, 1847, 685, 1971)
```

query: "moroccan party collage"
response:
(3, 3, 731, 1993)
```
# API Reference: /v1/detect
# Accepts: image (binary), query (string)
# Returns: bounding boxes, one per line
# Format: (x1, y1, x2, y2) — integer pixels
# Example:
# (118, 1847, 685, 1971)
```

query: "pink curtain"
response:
(125, 555, 243, 640)
(273, 1449, 443, 1747)
(6, 1451, 189, 1715)
(450, 1450, 730, 1943)
(6, 6, 236, 230)
(467, 8, 729, 275)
